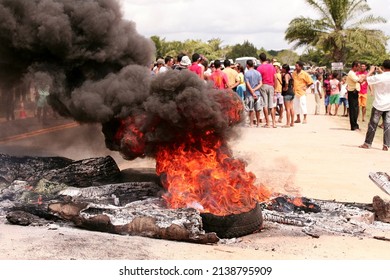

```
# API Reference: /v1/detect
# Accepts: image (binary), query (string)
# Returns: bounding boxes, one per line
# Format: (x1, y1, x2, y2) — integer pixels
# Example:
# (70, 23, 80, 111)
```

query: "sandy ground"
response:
(1, 93, 390, 260)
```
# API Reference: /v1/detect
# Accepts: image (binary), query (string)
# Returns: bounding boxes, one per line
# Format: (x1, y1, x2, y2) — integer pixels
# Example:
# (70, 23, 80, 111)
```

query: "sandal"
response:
(262, 124, 270, 128)
(383, 146, 389, 151)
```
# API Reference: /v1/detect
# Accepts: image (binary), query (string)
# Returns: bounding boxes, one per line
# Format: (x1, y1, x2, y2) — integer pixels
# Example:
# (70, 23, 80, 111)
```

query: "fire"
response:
(156, 132, 271, 216)
(112, 90, 271, 216)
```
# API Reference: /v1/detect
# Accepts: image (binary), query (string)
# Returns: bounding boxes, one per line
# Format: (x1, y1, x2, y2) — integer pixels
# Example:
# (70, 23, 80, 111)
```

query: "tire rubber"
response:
(200, 203, 263, 238)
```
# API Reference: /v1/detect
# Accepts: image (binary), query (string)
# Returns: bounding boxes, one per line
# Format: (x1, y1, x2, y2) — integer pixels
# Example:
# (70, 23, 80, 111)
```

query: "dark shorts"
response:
(283, 94, 294, 102)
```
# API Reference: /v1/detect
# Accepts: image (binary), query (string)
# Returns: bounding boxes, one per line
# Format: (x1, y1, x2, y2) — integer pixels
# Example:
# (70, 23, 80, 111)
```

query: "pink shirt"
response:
(257, 63, 276, 86)
(188, 63, 202, 77)
(357, 71, 368, 94)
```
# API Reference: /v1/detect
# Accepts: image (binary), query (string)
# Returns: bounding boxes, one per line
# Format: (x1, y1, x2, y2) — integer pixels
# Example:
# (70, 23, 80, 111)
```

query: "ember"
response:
(266, 195, 321, 213)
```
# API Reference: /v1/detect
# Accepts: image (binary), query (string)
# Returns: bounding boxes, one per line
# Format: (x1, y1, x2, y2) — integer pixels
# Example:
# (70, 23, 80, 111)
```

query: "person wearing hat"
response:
(174, 55, 191, 71)
(153, 58, 165, 74)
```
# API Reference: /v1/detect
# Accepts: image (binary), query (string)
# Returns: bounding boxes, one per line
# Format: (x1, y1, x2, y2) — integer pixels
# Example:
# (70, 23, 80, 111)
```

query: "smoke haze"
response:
(0, 0, 244, 161)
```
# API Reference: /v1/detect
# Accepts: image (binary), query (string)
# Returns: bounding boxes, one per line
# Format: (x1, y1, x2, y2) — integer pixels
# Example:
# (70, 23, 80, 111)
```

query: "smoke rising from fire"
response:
(0, 0, 154, 124)
(0, 0, 244, 161)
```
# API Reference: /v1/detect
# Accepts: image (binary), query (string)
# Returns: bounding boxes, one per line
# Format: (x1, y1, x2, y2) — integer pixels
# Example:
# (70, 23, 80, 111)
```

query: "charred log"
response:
(1, 180, 162, 216)
(0, 154, 121, 187)
(6, 210, 48, 226)
(1, 179, 217, 243)
(264, 195, 321, 213)
(0, 154, 72, 186)
(49, 198, 219, 244)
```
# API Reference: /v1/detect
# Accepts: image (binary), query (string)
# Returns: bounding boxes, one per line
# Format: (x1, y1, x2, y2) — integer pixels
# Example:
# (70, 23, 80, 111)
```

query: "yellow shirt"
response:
(292, 70, 313, 97)
(274, 72, 282, 93)
(346, 70, 361, 92)
(223, 67, 239, 88)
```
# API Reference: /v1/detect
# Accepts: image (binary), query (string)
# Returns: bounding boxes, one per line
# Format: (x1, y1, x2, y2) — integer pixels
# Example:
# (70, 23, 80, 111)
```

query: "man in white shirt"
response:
(359, 60, 390, 151)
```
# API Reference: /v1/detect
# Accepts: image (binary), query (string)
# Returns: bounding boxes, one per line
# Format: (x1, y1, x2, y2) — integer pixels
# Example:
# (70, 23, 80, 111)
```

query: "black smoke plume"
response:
(0, 0, 244, 160)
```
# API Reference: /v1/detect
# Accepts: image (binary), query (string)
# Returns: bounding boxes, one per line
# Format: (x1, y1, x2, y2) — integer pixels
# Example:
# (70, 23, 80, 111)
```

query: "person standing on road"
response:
(210, 60, 228, 90)
(281, 64, 295, 127)
(245, 59, 263, 127)
(314, 73, 323, 115)
(359, 60, 390, 151)
(346, 61, 364, 131)
(292, 61, 313, 124)
(273, 62, 284, 123)
(257, 53, 277, 128)
(223, 59, 240, 92)
(357, 63, 371, 122)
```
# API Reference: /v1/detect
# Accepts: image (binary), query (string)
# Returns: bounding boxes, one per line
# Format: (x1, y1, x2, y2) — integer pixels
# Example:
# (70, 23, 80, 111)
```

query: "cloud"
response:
(121, 0, 390, 51)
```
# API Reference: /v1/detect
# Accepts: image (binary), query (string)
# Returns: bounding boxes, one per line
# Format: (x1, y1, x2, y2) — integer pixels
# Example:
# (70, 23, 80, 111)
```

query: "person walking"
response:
(346, 61, 364, 131)
(359, 60, 390, 151)
(292, 61, 313, 124)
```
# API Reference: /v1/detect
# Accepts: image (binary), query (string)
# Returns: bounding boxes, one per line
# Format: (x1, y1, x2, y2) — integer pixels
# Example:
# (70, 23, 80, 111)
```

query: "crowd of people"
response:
(152, 52, 315, 128)
(152, 53, 390, 151)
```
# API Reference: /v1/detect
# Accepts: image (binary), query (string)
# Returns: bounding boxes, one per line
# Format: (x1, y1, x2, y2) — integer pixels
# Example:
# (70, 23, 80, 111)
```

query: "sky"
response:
(120, 0, 390, 52)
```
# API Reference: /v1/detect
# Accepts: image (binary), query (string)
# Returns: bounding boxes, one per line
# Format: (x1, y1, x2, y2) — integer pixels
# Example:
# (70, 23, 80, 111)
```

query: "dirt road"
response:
(1, 93, 390, 260)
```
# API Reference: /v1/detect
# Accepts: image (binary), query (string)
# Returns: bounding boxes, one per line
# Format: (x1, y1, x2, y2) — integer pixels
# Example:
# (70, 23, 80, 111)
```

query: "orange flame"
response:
(156, 133, 271, 216)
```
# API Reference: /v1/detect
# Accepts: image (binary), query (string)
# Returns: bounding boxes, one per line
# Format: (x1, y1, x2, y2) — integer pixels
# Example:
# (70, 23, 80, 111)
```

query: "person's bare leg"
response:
(278, 104, 284, 122)
(362, 106, 366, 122)
(249, 111, 254, 127)
(255, 110, 261, 127)
(295, 114, 301, 123)
(263, 107, 269, 126)
(327, 104, 332, 115)
(284, 102, 290, 126)
(271, 107, 276, 127)
(290, 103, 295, 126)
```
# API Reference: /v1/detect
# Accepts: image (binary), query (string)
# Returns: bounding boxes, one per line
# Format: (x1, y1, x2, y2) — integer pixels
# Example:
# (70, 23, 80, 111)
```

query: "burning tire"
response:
(200, 203, 263, 238)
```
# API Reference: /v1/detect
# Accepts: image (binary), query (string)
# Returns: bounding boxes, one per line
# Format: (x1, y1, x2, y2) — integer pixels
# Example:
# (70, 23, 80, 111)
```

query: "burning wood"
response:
(2, 154, 390, 243)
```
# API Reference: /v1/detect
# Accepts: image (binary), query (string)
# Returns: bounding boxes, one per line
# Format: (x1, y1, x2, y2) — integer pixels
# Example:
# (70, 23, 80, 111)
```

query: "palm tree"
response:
(285, 0, 387, 63)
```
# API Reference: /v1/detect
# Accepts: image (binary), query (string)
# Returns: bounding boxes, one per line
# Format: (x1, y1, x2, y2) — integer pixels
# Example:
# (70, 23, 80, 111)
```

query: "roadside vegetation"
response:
(151, 0, 388, 70)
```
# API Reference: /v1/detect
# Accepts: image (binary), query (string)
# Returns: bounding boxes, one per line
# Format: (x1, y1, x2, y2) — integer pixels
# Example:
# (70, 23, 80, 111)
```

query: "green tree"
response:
(275, 50, 300, 66)
(285, 0, 387, 63)
(226, 40, 258, 60)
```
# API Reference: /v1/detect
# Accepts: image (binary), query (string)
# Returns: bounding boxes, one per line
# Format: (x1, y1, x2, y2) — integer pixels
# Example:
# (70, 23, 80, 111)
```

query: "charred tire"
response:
(200, 203, 263, 238)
